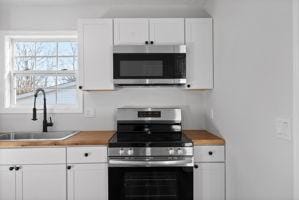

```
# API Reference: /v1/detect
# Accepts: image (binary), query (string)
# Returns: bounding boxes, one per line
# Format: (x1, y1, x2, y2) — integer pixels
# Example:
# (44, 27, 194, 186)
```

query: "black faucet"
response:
(32, 88, 53, 132)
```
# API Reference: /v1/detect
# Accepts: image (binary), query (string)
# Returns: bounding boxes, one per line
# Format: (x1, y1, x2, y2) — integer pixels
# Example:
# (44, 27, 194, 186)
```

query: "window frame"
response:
(0, 31, 83, 114)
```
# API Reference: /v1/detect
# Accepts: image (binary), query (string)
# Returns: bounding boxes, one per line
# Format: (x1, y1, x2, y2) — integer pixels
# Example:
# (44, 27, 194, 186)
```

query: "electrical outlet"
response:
(276, 118, 291, 140)
(84, 108, 96, 118)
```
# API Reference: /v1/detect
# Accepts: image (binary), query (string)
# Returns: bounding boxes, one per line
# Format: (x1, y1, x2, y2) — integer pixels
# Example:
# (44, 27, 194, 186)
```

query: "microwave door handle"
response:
(108, 158, 193, 167)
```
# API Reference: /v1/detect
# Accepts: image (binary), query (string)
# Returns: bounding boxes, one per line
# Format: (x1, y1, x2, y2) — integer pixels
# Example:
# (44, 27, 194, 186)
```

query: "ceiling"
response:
(0, 0, 208, 6)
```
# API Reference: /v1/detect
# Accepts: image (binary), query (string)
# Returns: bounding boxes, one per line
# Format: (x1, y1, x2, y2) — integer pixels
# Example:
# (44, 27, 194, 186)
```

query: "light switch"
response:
(84, 108, 96, 118)
(276, 118, 291, 140)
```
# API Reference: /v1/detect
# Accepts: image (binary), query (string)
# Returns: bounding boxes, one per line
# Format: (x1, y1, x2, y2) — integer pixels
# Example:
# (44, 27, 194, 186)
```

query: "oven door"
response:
(113, 53, 186, 85)
(108, 158, 193, 200)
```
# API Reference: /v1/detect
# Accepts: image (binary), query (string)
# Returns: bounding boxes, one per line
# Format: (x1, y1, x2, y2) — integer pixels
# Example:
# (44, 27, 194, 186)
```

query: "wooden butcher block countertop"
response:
(0, 130, 224, 148)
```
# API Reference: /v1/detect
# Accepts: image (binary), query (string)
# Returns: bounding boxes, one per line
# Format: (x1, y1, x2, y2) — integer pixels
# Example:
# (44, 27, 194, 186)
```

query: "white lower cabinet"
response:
(0, 148, 67, 200)
(0, 166, 16, 200)
(67, 163, 108, 200)
(194, 163, 225, 200)
(20, 165, 67, 200)
(67, 146, 108, 200)
(194, 145, 225, 200)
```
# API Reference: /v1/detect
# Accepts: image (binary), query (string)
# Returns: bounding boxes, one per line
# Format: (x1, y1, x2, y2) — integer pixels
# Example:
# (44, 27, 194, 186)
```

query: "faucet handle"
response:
(48, 117, 54, 127)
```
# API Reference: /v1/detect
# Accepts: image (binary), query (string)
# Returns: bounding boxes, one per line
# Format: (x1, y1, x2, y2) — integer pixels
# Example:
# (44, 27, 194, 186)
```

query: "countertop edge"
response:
(0, 130, 225, 148)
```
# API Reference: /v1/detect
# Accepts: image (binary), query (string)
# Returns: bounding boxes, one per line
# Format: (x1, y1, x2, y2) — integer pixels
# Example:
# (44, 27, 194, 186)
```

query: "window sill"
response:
(0, 105, 83, 114)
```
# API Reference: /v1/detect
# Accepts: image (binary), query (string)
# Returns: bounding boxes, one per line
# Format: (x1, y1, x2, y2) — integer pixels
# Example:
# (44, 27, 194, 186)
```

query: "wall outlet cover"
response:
(84, 108, 96, 118)
(275, 118, 291, 141)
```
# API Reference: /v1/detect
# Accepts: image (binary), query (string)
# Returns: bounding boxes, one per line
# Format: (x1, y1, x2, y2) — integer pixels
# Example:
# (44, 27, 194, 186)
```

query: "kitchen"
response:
(0, 0, 294, 200)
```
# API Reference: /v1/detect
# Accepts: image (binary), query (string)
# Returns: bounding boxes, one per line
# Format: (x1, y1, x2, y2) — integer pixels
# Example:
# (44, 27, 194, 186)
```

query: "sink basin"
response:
(0, 131, 79, 141)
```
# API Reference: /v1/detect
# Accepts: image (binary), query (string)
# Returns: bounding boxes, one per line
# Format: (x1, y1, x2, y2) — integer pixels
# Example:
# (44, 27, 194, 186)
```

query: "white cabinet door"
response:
(0, 166, 16, 200)
(67, 163, 108, 200)
(185, 18, 213, 89)
(114, 18, 149, 45)
(194, 163, 225, 200)
(149, 18, 185, 44)
(78, 19, 114, 90)
(18, 165, 67, 200)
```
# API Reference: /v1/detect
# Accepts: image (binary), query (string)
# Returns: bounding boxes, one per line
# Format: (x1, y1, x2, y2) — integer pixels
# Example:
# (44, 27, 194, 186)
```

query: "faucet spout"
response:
(32, 88, 54, 132)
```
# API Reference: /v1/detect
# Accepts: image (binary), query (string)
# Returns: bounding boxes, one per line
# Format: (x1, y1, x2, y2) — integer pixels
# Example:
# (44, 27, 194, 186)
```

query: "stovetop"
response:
(108, 132, 193, 148)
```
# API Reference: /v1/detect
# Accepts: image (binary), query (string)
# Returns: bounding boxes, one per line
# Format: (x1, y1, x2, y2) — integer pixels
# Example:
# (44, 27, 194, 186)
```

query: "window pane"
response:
(15, 75, 34, 95)
(15, 75, 34, 105)
(16, 91, 34, 105)
(36, 57, 57, 70)
(14, 57, 35, 71)
(57, 76, 76, 88)
(58, 57, 77, 71)
(35, 89, 56, 105)
(57, 89, 76, 105)
(36, 42, 57, 56)
(35, 76, 57, 89)
(14, 42, 35, 56)
(58, 42, 77, 56)
(11, 38, 79, 107)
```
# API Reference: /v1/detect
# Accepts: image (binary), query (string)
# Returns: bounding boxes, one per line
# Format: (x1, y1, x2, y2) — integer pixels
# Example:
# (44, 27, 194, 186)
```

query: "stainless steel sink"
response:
(0, 131, 79, 141)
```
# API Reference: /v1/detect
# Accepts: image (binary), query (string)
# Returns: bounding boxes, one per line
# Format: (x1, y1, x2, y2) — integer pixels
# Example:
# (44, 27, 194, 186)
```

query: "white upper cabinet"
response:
(114, 18, 149, 45)
(185, 18, 213, 89)
(78, 19, 114, 90)
(114, 18, 185, 45)
(149, 18, 185, 44)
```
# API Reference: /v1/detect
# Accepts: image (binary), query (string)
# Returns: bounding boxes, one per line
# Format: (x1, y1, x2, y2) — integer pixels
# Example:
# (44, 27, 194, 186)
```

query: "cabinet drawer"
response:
(194, 146, 225, 162)
(67, 147, 107, 163)
(0, 148, 66, 165)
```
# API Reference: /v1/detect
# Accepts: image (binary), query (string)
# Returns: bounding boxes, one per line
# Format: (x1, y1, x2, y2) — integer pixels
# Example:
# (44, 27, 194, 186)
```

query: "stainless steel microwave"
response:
(113, 45, 187, 85)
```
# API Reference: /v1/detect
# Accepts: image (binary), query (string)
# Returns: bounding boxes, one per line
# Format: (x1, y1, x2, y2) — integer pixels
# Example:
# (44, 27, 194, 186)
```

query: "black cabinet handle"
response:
(9, 166, 14, 171)
(145, 41, 149, 44)
(84, 153, 89, 157)
(15, 166, 20, 171)
(67, 166, 72, 170)
(150, 41, 154, 44)
(194, 164, 199, 169)
(187, 84, 191, 88)
(208, 151, 213, 156)
(78, 86, 83, 90)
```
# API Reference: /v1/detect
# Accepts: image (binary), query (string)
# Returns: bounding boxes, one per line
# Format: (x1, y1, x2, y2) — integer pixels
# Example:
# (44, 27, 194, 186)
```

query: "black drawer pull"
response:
(84, 153, 90, 157)
(208, 151, 213, 156)
(9, 166, 14, 171)
(67, 166, 72, 170)
(15, 166, 20, 171)
(194, 164, 199, 169)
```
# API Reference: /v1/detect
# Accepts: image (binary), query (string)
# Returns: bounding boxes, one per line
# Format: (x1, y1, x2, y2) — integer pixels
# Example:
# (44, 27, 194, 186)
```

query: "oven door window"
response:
(109, 167, 193, 200)
(113, 54, 186, 79)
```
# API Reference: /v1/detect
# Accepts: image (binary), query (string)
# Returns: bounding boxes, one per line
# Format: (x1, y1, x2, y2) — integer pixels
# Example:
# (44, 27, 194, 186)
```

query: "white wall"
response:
(0, 2, 209, 131)
(205, 0, 293, 199)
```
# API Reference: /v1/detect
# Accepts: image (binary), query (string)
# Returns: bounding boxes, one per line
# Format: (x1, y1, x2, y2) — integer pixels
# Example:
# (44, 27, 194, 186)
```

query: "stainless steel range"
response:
(108, 108, 194, 200)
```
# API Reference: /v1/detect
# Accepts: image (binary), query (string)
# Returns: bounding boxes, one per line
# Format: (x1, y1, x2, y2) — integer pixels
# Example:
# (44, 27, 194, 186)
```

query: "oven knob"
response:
(168, 148, 175, 155)
(127, 148, 134, 156)
(119, 149, 125, 155)
(177, 148, 183, 155)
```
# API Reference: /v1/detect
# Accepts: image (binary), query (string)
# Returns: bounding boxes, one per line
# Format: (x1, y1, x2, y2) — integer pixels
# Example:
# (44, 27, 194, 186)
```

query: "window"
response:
(3, 35, 82, 113)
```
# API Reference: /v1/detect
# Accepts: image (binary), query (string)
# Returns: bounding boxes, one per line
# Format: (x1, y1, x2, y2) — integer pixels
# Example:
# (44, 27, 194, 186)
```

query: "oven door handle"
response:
(108, 158, 194, 167)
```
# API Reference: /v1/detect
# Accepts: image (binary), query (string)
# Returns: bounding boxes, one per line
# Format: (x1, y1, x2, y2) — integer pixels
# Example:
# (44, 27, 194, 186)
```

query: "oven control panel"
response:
(108, 147, 193, 157)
